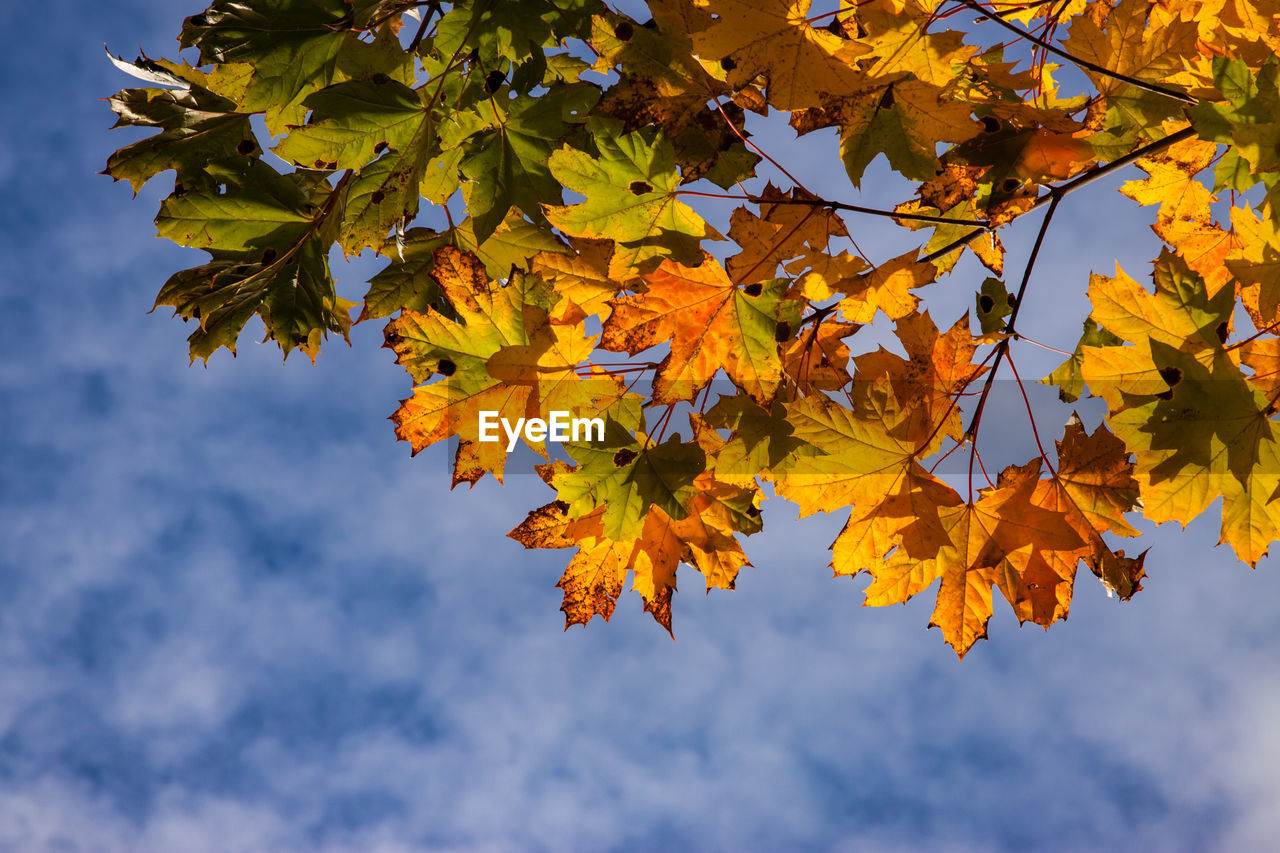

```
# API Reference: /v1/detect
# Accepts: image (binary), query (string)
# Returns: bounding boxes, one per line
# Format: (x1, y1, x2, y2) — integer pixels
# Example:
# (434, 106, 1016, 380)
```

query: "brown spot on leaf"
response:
(1217, 321, 1229, 344)
(774, 321, 792, 342)
(370, 189, 385, 205)
(614, 20, 634, 40)
(373, 141, 388, 154)
(1002, 177, 1020, 192)
(628, 180, 653, 195)
(979, 294, 995, 313)
(261, 248, 277, 264)
(1155, 389, 1174, 401)
(613, 448, 637, 467)
(981, 115, 1001, 133)
(553, 500, 569, 514)
(743, 282, 763, 297)
(437, 358, 457, 377)
(236, 138, 256, 155)
(1159, 366, 1182, 387)
(314, 159, 327, 169)
(484, 69, 506, 94)
(720, 57, 737, 71)
(746, 505, 760, 517)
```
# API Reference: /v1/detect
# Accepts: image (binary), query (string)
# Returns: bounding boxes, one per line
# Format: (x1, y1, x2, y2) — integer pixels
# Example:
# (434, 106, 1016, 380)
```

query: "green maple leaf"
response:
(154, 161, 352, 360)
(1191, 57, 1280, 191)
(180, 0, 411, 133)
(553, 428, 705, 540)
(838, 82, 982, 187)
(432, 0, 600, 75)
(104, 85, 256, 192)
(445, 83, 598, 242)
(545, 118, 720, 271)
(181, 0, 353, 132)
(274, 78, 430, 171)
(975, 277, 1013, 334)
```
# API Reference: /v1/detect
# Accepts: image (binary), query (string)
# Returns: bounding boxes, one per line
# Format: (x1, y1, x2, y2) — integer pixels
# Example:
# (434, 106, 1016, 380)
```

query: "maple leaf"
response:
(854, 6, 977, 89)
(180, 0, 409, 134)
(770, 380, 947, 520)
(863, 460, 1084, 658)
(725, 186, 849, 287)
(512, 466, 760, 633)
(854, 311, 990, 444)
(1078, 251, 1235, 413)
(274, 78, 431, 172)
(975, 277, 1013, 334)
(444, 83, 599, 241)
(103, 82, 256, 192)
(1225, 204, 1280, 325)
(591, 8, 759, 186)
(1031, 417, 1145, 601)
(1190, 57, 1280, 190)
(545, 118, 722, 275)
(530, 238, 620, 324)
(686, 0, 872, 111)
(795, 81, 983, 186)
(152, 160, 355, 361)
(1062, 0, 1196, 122)
(1119, 134, 1218, 226)
(386, 247, 605, 484)
(600, 254, 801, 405)
(827, 251, 935, 324)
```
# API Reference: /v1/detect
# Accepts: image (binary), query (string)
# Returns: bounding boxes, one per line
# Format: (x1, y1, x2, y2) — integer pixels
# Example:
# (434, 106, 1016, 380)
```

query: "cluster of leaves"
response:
(105, 0, 1280, 657)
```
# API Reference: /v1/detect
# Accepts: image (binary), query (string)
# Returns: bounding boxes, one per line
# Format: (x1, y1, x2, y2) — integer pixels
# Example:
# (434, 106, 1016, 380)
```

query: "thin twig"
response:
(965, 191, 1062, 499)
(1005, 351, 1057, 477)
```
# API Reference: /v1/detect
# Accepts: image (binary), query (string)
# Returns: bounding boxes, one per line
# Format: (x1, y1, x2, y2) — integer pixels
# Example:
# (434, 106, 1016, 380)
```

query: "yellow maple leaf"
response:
(1226, 204, 1280, 326)
(1120, 135, 1218, 225)
(863, 460, 1084, 658)
(687, 0, 872, 110)
(854, 311, 989, 444)
(725, 186, 849, 287)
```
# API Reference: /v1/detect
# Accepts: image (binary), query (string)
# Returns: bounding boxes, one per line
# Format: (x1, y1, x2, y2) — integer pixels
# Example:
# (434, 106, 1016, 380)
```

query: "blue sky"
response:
(1, 2, 1278, 850)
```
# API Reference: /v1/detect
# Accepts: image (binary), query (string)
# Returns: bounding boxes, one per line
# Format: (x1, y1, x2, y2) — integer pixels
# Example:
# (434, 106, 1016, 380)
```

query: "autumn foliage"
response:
(105, 0, 1280, 656)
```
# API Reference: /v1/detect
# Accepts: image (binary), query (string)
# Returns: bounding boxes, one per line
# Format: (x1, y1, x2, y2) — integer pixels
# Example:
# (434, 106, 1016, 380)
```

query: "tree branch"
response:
(679, 191, 992, 229)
